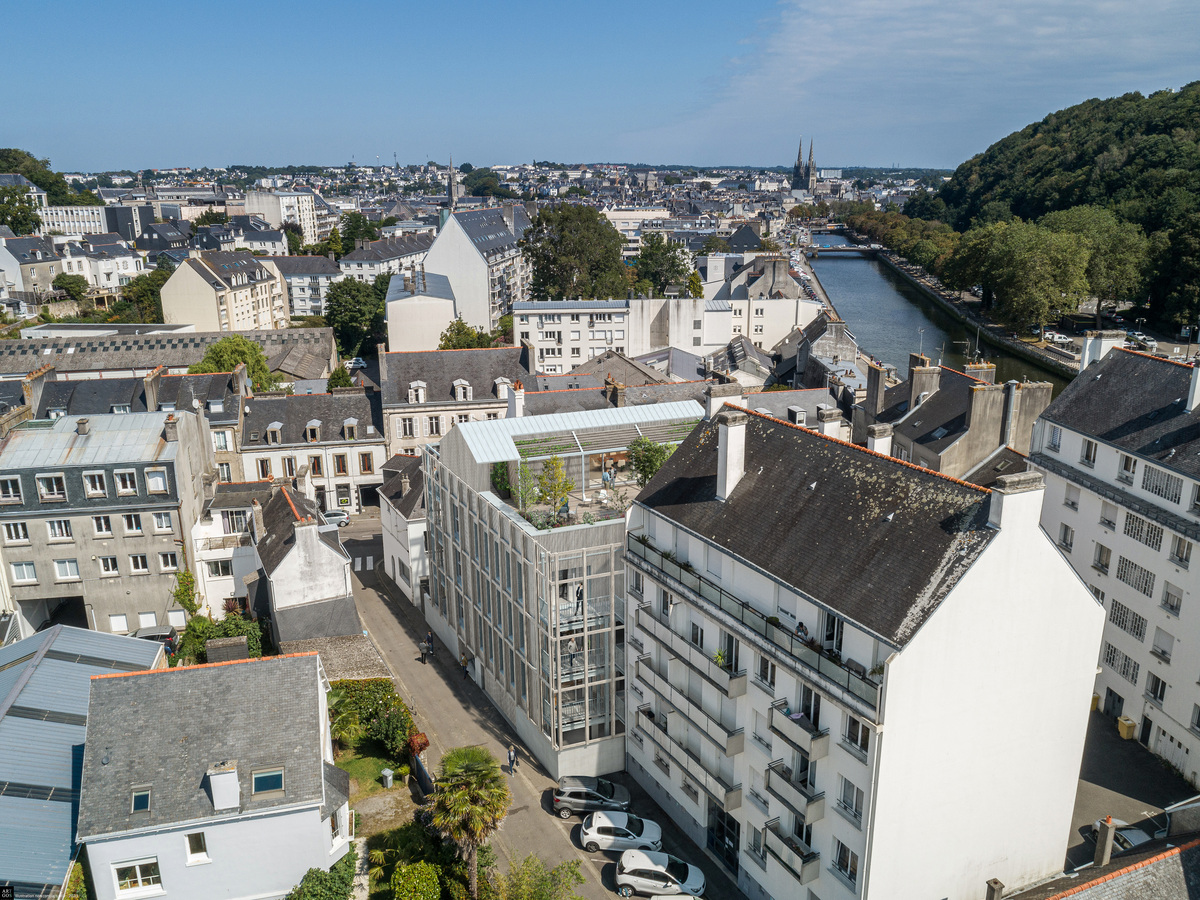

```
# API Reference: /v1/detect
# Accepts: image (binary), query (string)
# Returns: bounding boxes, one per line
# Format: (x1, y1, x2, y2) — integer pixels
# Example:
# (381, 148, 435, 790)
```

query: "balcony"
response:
(196, 533, 253, 551)
(763, 818, 820, 885)
(627, 537, 880, 709)
(635, 717, 741, 811)
(636, 656, 744, 756)
(636, 604, 747, 698)
(768, 699, 828, 760)
(765, 760, 824, 823)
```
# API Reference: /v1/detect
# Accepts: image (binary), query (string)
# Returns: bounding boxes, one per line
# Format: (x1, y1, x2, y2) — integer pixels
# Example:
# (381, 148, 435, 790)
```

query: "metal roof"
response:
(457, 400, 704, 464)
(2, 412, 177, 469)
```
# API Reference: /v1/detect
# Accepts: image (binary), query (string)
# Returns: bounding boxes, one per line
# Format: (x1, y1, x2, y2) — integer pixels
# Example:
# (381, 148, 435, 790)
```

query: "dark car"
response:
(131, 625, 179, 654)
(552, 776, 631, 819)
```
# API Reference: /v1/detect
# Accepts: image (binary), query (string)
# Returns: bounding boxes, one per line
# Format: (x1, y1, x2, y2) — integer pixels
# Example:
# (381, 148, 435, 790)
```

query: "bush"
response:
(391, 861, 440, 900)
(286, 843, 357, 900)
(177, 611, 263, 663)
(332, 679, 415, 762)
(64, 860, 91, 900)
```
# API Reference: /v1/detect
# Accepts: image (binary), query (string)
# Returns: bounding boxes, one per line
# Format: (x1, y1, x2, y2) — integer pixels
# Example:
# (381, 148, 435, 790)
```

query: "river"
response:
(809, 235, 1069, 392)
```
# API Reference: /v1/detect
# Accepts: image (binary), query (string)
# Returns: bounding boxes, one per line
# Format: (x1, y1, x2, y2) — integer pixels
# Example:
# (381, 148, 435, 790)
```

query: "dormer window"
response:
(343, 417, 358, 441)
(209, 399, 224, 414)
(306, 419, 321, 442)
(407, 381, 427, 404)
(453, 379, 473, 401)
(266, 421, 283, 445)
(111, 404, 131, 414)
(131, 787, 151, 813)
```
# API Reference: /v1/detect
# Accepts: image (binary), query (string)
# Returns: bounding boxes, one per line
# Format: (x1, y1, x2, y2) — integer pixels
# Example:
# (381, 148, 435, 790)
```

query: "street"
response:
(337, 519, 747, 900)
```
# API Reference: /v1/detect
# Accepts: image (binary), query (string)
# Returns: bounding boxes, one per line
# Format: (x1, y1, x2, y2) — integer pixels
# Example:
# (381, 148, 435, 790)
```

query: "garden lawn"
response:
(336, 736, 393, 804)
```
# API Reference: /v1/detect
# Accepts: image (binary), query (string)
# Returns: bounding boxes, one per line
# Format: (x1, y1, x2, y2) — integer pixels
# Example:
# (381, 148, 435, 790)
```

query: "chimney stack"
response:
(1190, 363, 1200, 412)
(251, 498, 265, 538)
(964, 361, 997, 384)
(987, 471, 1045, 530)
(1081, 330, 1125, 369)
(985, 879, 1005, 900)
(816, 403, 842, 438)
(704, 382, 744, 420)
(867, 423, 893, 457)
(400, 473, 411, 496)
(76, 417, 90, 436)
(716, 409, 749, 502)
(143, 366, 164, 412)
(163, 414, 179, 442)
(910, 361, 941, 409)
(506, 381, 525, 419)
(865, 360, 888, 417)
(1094, 815, 1117, 867)
(207, 760, 240, 810)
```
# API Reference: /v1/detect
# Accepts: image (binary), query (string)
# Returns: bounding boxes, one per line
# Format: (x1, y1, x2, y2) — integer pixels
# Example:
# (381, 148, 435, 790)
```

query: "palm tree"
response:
(430, 745, 512, 899)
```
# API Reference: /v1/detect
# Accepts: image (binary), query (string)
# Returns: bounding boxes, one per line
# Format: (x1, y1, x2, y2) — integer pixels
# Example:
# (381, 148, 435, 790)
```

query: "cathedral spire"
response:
(806, 140, 817, 192)
(791, 135, 805, 190)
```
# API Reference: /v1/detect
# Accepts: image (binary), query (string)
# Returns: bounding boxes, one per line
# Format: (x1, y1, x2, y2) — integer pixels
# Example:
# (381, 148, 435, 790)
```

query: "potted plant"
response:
(765, 615, 782, 629)
(632, 533, 651, 546)
(712, 648, 728, 669)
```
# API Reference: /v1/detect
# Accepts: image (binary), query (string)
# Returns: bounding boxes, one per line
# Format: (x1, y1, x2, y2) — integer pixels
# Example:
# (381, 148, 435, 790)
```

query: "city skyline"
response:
(5, 0, 1199, 172)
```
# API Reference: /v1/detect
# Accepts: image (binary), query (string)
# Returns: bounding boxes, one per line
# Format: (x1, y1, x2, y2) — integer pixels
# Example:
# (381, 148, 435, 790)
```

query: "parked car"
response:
(580, 811, 662, 853)
(131, 625, 178, 649)
(346, 357, 367, 369)
(615, 849, 705, 897)
(1127, 331, 1147, 343)
(322, 510, 351, 527)
(1091, 818, 1154, 853)
(552, 776, 631, 819)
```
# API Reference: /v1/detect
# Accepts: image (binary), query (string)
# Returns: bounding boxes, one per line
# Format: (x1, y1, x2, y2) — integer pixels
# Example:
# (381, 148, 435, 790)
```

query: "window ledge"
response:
(828, 866, 859, 894)
(1092, 565, 1109, 575)
(835, 802, 864, 830)
(1162, 604, 1182, 618)
(1150, 649, 1172, 665)
(840, 740, 869, 763)
(184, 856, 211, 867)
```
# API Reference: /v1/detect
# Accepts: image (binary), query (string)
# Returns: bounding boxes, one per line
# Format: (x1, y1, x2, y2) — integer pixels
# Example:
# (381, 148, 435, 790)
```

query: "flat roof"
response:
(3, 412, 177, 468)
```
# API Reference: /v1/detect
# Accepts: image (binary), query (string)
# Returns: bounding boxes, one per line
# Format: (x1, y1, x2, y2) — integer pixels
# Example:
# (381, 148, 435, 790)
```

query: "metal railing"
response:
(763, 818, 820, 885)
(768, 699, 829, 760)
(636, 656, 744, 756)
(636, 604, 747, 697)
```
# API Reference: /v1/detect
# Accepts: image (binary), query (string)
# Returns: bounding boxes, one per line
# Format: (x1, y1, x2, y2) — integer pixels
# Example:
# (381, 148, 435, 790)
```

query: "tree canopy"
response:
(52, 273, 89, 305)
(0, 149, 102, 206)
(628, 436, 675, 487)
(462, 168, 518, 199)
(697, 234, 731, 255)
(634, 233, 691, 294)
(188, 334, 278, 391)
(120, 268, 173, 322)
(520, 205, 628, 300)
(326, 365, 353, 390)
(325, 278, 382, 354)
(0, 185, 42, 234)
(430, 746, 511, 900)
(341, 211, 379, 246)
(438, 318, 494, 350)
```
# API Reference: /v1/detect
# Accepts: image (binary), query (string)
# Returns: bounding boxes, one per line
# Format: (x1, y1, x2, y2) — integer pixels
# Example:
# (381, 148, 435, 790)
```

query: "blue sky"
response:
(7, 0, 1198, 172)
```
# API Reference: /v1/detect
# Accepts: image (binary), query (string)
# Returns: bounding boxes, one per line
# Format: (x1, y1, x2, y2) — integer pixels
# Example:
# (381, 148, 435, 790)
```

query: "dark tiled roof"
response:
(185, 250, 278, 290)
(878, 367, 981, 452)
(241, 390, 383, 446)
(255, 485, 347, 576)
(77, 654, 327, 839)
(339, 233, 433, 262)
(571, 350, 666, 386)
(637, 410, 996, 646)
(379, 454, 424, 518)
(965, 446, 1030, 489)
(1041, 349, 1200, 479)
(36, 371, 242, 424)
(264, 255, 343, 276)
(380, 347, 532, 407)
(1011, 834, 1200, 899)
(452, 206, 532, 256)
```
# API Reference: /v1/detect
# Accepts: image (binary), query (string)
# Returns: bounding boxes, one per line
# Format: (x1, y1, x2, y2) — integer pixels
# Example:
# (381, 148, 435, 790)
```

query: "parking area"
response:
(1066, 710, 1197, 868)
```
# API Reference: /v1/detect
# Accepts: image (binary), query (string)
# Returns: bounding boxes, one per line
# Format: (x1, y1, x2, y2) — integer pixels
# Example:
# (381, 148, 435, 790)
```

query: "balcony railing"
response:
(763, 818, 820, 885)
(635, 717, 741, 810)
(196, 533, 253, 551)
(627, 537, 880, 709)
(636, 604, 747, 698)
(768, 699, 829, 760)
(636, 656, 744, 756)
(765, 760, 824, 823)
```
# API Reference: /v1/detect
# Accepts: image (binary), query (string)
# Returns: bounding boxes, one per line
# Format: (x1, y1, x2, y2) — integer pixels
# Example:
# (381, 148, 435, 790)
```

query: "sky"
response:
(6, 0, 1198, 173)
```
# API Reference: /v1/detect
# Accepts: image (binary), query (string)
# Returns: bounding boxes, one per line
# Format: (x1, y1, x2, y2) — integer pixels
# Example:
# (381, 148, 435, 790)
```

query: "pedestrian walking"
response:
(507, 744, 518, 775)
(426, 631, 434, 653)
(419, 641, 427, 664)
(566, 637, 578, 669)
(574, 583, 584, 616)
(461, 653, 469, 679)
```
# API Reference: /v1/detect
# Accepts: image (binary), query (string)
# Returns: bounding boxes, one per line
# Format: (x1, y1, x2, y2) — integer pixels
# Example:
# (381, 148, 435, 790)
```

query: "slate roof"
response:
(256, 484, 347, 574)
(379, 454, 425, 518)
(637, 409, 996, 647)
(740, 387, 835, 420)
(571, 350, 666, 386)
(264, 255, 343, 277)
(36, 371, 242, 425)
(1041, 349, 1200, 479)
(1011, 834, 1200, 899)
(184, 250, 278, 290)
(0, 173, 41, 191)
(3, 237, 60, 264)
(521, 381, 713, 417)
(534, 373, 604, 391)
(0, 626, 161, 896)
(77, 654, 328, 840)
(385, 270, 455, 303)
(965, 446, 1030, 489)
(634, 347, 707, 382)
(451, 206, 532, 257)
(380, 347, 533, 407)
(241, 389, 383, 447)
(340, 233, 433, 262)
(877, 366, 984, 453)
(278, 634, 391, 681)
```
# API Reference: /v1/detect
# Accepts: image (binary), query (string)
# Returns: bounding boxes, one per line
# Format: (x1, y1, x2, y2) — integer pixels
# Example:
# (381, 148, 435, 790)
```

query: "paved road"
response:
(339, 519, 747, 899)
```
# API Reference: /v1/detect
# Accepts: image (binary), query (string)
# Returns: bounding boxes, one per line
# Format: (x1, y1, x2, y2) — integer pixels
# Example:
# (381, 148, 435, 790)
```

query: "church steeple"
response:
(791, 136, 805, 190)
(806, 140, 817, 193)
(448, 154, 457, 211)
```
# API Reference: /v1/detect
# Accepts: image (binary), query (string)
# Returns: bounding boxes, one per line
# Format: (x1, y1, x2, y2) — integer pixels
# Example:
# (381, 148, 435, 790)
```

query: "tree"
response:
(373, 272, 393, 306)
(686, 271, 704, 299)
(391, 861, 440, 900)
(699, 181, 712, 191)
(634, 233, 691, 294)
(697, 234, 731, 255)
(462, 168, 518, 199)
(430, 746, 512, 900)
(513, 462, 537, 512)
(459, 163, 474, 174)
(1040, 205, 1149, 325)
(188, 334, 277, 391)
(0, 185, 42, 234)
(341, 211, 379, 246)
(490, 856, 584, 900)
(536, 455, 575, 517)
(520, 206, 627, 300)
(327, 365, 353, 390)
(0, 148, 102, 206)
(326, 226, 343, 258)
(758, 236, 782, 252)
(52, 273, 89, 305)
(325, 278, 382, 353)
(178, 610, 264, 663)
(494, 313, 513, 344)
(194, 209, 228, 227)
(282, 222, 304, 255)
(120, 267, 172, 322)
(629, 436, 675, 487)
(439, 317, 494, 350)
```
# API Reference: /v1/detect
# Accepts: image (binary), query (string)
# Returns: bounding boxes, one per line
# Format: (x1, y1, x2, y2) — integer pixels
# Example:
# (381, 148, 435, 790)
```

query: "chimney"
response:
(1094, 815, 1117, 867)
(251, 498, 265, 538)
(907, 351, 930, 381)
(613, 383, 626, 408)
(501, 202, 516, 234)
(1002, 380, 1019, 448)
(22, 364, 54, 415)
(987, 471, 1045, 530)
(867, 423, 893, 456)
(356, 238, 369, 250)
(163, 414, 179, 442)
(1190, 363, 1200, 412)
(400, 473, 410, 496)
(816, 403, 842, 437)
(704, 382, 744, 419)
(143, 366, 164, 412)
(207, 760, 240, 810)
(865, 360, 888, 417)
(716, 408, 749, 502)
(76, 417, 90, 436)
(327, 251, 335, 261)
(786, 405, 807, 426)
(985, 879, 1005, 900)
(1081, 330, 1124, 369)
(232, 362, 250, 398)
(506, 381, 525, 418)
(964, 361, 996, 384)
(910, 363, 941, 409)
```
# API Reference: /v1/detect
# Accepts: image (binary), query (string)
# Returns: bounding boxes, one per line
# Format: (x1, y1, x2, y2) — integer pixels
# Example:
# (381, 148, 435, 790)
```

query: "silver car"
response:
(615, 849, 705, 897)
(322, 510, 351, 527)
(580, 811, 661, 853)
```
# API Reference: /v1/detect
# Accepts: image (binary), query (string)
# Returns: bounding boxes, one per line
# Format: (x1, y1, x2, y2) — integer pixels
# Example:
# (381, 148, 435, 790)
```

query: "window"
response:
(115, 471, 137, 495)
(1143, 465, 1184, 504)
(1171, 535, 1192, 568)
(1100, 501, 1118, 529)
(217, 462, 232, 483)
(129, 554, 149, 574)
(1119, 454, 1137, 484)
(159, 552, 178, 571)
(1058, 523, 1074, 551)
(0, 476, 21, 503)
(757, 655, 776, 689)
(257, 458, 272, 479)
(1124, 513, 1164, 551)
(334, 454, 348, 476)
(123, 514, 142, 534)
(94, 515, 113, 535)
(427, 416, 441, 436)
(839, 776, 865, 822)
(1093, 543, 1111, 573)
(1064, 484, 1080, 510)
(110, 613, 128, 632)
(753, 325, 764, 334)
(111, 404, 131, 414)
(37, 475, 66, 500)
(138, 612, 156, 629)
(309, 455, 323, 476)
(268, 428, 282, 445)
(834, 839, 859, 885)
(754, 307, 764, 317)
(688, 622, 704, 649)
(1109, 599, 1147, 641)
(54, 559, 80, 581)
(186, 832, 208, 864)
(84, 472, 106, 496)
(146, 469, 168, 493)
(401, 417, 416, 438)
(212, 431, 229, 451)
(3, 522, 28, 543)
(10, 561, 36, 583)
(153, 512, 172, 532)
(1080, 440, 1097, 468)
(1147, 672, 1167, 704)
(305, 425, 320, 442)
(46, 519, 72, 540)
(846, 715, 870, 755)
(131, 789, 151, 813)
(1104, 642, 1140, 685)
(222, 510, 248, 534)
(114, 859, 161, 893)
(100, 556, 119, 576)
(692, 336, 702, 346)
(1153, 627, 1174, 661)
(360, 453, 374, 475)
(252, 768, 284, 794)
(1116, 556, 1156, 597)
(1163, 581, 1183, 615)
(733, 307, 743, 317)
(207, 559, 233, 578)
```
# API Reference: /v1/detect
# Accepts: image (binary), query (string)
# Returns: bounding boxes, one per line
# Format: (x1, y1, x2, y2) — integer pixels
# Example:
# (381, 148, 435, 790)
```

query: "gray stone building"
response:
(0, 410, 216, 638)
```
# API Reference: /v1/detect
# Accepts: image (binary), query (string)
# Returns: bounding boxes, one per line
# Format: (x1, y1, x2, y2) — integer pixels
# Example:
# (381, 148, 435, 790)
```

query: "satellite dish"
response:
(192, 398, 201, 409)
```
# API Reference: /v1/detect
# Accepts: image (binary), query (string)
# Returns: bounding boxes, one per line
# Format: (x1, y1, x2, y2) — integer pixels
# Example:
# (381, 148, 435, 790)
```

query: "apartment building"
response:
(422, 401, 705, 778)
(245, 190, 323, 245)
(423, 205, 533, 331)
(625, 408, 1103, 899)
(58, 234, 145, 299)
(384, 271, 459, 353)
(339, 233, 434, 283)
(602, 206, 672, 258)
(34, 204, 109, 236)
(708, 255, 825, 351)
(161, 250, 289, 332)
(266, 255, 345, 318)
(1032, 344, 1200, 782)
(0, 411, 216, 639)
(0, 235, 62, 295)
(380, 454, 427, 601)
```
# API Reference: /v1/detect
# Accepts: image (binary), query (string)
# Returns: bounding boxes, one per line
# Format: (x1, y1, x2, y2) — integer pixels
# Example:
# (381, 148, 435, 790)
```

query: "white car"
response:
(580, 811, 661, 853)
(1091, 818, 1154, 853)
(615, 849, 705, 897)
(322, 510, 351, 527)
